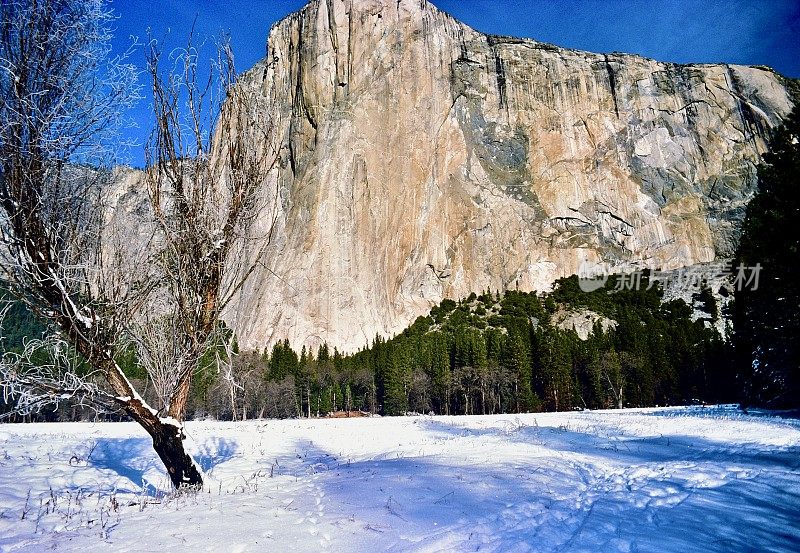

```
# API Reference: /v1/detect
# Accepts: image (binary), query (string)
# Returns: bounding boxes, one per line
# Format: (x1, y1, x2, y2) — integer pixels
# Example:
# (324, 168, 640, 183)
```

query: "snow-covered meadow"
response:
(1, 406, 798, 552)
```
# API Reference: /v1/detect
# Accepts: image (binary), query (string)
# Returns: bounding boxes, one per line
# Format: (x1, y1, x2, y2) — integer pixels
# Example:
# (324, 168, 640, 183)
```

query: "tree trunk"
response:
(229, 382, 237, 422)
(149, 421, 203, 488)
(117, 396, 203, 489)
(66, 336, 203, 489)
(167, 371, 193, 420)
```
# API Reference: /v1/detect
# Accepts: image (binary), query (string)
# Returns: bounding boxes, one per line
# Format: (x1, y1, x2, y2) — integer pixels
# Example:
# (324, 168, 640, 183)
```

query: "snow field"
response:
(0, 405, 799, 552)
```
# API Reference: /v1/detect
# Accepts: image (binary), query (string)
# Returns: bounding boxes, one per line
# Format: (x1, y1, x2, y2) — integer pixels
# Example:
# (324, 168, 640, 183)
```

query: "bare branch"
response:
(140, 34, 280, 421)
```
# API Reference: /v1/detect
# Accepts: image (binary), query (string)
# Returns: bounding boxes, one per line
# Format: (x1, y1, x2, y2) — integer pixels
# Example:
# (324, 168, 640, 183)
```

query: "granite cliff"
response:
(206, 0, 795, 352)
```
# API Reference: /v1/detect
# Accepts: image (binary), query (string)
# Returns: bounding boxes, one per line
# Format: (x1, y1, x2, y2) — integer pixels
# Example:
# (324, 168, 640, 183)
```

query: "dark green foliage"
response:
(299, 274, 732, 417)
(382, 344, 409, 415)
(268, 339, 299, 381)
(734, 107, 800, 408)
(2, 266, 737, 419)
(430, 298, 457, 323)
(507, 331, 536, 412)
(534, 327, 573, 411)
(0, 288, 47, 352)
(694, 284, 719, 321)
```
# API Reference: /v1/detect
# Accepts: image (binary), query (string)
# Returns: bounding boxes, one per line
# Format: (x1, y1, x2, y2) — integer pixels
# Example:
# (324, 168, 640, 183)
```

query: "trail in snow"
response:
(0, 405, 798, 552)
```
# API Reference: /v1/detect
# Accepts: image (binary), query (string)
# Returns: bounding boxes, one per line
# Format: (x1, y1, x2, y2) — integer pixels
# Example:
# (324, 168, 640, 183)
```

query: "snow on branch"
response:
(0, 310, 123, 419)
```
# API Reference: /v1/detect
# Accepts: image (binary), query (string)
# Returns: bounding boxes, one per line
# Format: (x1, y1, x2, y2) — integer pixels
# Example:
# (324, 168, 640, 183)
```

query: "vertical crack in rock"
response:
(726, 64, 769, 150)
(604, 54, 620, 118)
(487, 36, 508, 110)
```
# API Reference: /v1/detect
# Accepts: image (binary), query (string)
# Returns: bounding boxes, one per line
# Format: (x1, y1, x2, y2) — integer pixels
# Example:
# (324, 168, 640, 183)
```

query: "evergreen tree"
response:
(506, 332, 535, 412)
(573, 331, 603, 409)
(383, 344, 408, 415)
(734, 107, 800, 408)
(429, 332, 452, 414)
(538, 328, 573, 411)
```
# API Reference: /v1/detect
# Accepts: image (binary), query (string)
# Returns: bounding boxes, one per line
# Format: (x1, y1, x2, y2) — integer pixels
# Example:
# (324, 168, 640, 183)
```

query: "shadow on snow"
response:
(265, 419, 800, 552)
(87, 436, 238, 496)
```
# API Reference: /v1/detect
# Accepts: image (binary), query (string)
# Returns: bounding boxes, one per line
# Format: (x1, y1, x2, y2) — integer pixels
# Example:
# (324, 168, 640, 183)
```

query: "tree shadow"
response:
(87, 436, 238, 496)
(87, 437, 162, 496)
(194, 437, 238, 474)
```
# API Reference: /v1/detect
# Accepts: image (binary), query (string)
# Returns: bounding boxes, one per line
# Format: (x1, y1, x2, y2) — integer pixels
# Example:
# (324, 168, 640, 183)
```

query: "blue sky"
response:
(110, 0, 800, 167)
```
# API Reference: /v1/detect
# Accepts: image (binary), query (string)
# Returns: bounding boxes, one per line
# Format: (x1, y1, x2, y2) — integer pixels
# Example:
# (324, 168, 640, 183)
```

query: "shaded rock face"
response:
(222, 0, 794, 353)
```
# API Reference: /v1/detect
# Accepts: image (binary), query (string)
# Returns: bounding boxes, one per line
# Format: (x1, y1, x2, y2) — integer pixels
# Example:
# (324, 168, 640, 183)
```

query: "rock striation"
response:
(211, 0, 795, 352)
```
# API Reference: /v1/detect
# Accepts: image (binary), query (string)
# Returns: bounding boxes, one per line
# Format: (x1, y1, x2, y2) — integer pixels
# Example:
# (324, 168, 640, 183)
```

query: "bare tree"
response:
(0, 1, 278, 488)
(596, 350, 624, 409)
(139, 32, 279, 426)
(0, 0, 148, 410)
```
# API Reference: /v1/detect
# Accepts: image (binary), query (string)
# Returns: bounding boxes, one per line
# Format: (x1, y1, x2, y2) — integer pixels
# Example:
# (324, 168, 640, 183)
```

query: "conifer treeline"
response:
(185, 273, 734, 419)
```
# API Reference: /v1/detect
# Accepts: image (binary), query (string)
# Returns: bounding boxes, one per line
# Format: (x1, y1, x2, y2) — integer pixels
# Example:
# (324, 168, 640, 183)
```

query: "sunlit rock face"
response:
(216, 0, 794, 352)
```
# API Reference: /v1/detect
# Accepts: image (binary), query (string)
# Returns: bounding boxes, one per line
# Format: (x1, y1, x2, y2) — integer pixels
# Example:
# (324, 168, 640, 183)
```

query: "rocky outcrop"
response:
(552, 309, 617, 341)
(215, 0, 794, 352)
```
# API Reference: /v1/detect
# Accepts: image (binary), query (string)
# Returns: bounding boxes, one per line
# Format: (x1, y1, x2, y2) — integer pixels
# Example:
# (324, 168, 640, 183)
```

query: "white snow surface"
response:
(1, 406, 799, 552)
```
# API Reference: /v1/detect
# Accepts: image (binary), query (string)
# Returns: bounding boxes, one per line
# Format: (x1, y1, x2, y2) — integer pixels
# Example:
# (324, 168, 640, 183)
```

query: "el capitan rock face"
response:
(216, 0, 794, 352)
